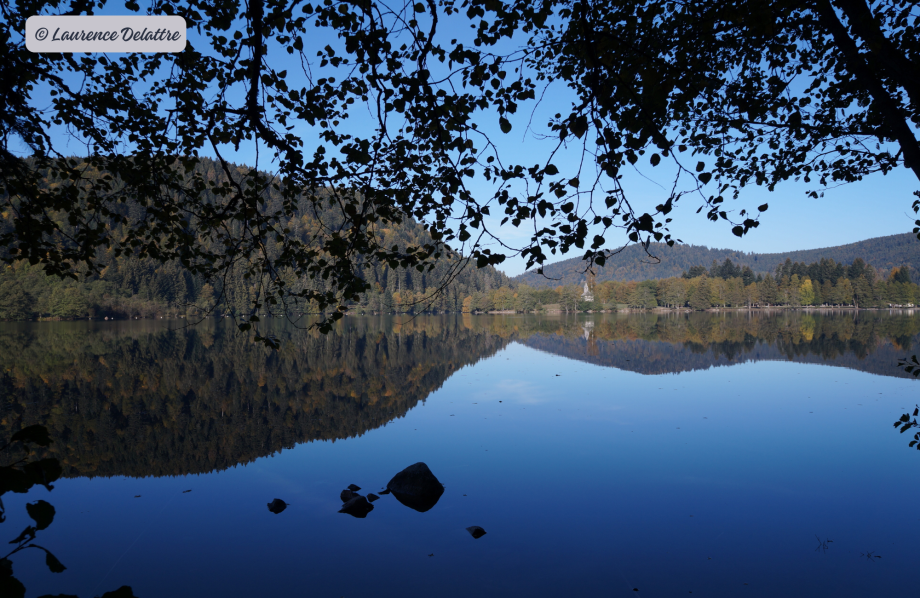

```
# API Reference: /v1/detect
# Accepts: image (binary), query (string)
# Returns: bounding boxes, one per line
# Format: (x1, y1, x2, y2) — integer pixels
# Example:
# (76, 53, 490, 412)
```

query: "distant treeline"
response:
(459, 257, 918, 312)
(2, 250, 917, 319)
(512, 232, 920, 286)
(0, 158, 915, 320)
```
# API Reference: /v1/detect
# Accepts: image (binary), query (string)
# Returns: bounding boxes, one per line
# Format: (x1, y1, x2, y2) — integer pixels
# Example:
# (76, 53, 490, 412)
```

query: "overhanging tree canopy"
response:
(1, 0, 918, 336)
(525, 0, 919, 242)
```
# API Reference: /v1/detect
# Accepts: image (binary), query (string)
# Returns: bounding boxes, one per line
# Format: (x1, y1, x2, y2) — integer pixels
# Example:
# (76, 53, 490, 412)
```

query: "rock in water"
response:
(367, 493, 380, 502)
(267, 499, 288, 514)
(339, 495, 374, 518)
(340, 488, 359, 503)
(386, 462, 445, 512)
(466, 526, 487, 539)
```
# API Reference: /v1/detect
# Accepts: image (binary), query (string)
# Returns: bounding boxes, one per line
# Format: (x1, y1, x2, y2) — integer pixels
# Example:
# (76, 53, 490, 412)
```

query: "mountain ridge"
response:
(511, 232, 920, 287)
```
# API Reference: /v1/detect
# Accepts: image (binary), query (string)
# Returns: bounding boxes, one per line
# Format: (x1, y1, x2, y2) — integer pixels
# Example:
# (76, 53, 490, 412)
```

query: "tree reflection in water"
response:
(2, 312, 920, 594)
(2, 312, 920, 482)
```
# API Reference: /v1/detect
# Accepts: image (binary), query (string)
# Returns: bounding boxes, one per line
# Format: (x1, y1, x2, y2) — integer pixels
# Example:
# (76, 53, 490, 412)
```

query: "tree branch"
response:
(816, 0, 920, 181)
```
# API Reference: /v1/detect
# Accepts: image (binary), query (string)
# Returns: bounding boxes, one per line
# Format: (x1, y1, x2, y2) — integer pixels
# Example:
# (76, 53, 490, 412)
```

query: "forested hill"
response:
(0, 157, 508, 319)
(512, 233, 920, 287)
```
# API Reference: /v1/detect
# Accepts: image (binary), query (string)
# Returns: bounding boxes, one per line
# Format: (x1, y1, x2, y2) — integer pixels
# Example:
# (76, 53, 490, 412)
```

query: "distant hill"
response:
(511, 233, 920, 287)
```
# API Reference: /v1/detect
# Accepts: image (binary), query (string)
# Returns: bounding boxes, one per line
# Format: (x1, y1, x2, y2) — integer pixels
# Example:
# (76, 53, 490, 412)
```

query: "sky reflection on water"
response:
(3, 314, 919, 597)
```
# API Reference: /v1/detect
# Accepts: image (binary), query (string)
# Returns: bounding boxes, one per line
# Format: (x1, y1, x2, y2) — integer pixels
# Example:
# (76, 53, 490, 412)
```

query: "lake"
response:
(2, 312, 919, 597)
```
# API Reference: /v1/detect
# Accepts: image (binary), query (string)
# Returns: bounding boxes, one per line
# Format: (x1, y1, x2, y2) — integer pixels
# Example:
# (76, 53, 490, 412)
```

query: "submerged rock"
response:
(466, 526, 487, 539)
(386, 462, 444, 512)
(267, 499, 288, 514)
(339, 495, 374, 518)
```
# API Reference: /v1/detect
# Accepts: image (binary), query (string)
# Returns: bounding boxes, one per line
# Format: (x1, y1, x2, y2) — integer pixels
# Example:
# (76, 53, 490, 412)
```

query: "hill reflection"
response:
(2, 312, 917, 479)
(0, 317, 510, 478)
(515, 311, 920, 377)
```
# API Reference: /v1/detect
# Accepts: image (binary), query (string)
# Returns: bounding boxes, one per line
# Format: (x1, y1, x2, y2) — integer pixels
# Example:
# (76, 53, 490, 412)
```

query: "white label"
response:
(26, 16, 186, 53)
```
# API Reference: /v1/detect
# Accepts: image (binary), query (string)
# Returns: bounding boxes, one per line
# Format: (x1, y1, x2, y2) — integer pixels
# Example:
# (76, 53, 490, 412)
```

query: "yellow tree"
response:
(744, 282, 758, 308)
(800, 279, 816, 306)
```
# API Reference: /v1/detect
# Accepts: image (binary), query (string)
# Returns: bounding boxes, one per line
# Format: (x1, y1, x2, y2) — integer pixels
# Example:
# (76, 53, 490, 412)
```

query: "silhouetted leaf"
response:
(100, 587, 139, 598)
(499, 117, 511, 133)
(0, 456, 61, 497)
(367, 493, 379, 502)
(43, 550, 66, 573)
(0, 467, 31, 495)
(25, 501, 54, 532)
(347, 484, 361, 492)
(21, 459, 63, 492)
(466, 525, 487, 539)
(267, 499, 287, 514)
(10, 425, 52, 447)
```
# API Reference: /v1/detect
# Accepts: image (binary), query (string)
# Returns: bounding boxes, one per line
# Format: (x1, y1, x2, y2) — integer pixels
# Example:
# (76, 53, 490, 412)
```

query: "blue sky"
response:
(484, 165, 918, 277)
(19, 4, 920, 277)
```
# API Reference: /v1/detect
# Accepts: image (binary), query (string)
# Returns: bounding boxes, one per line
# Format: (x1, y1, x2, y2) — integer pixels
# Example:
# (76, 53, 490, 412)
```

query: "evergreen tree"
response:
(683, 265, 708, 279)
(689, 278, 712, 310)
(853, 275, 873, 308)
(759, 275, 778, 306)
(741, 266, 755, 287)
(848, 258, 868, 281)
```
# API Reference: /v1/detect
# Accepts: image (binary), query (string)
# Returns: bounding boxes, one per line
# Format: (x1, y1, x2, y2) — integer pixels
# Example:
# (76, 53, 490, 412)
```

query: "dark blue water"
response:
(2, 313, 919, 597)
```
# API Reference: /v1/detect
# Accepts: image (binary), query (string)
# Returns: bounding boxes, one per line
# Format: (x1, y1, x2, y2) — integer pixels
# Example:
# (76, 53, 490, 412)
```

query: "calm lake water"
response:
(2, 312, 920, 597)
